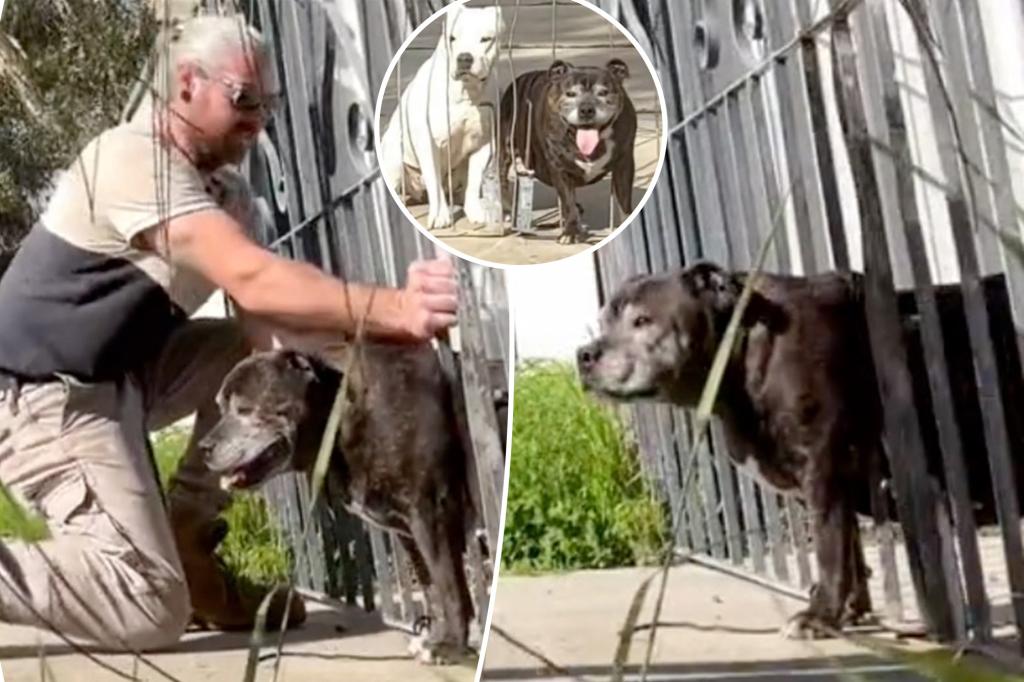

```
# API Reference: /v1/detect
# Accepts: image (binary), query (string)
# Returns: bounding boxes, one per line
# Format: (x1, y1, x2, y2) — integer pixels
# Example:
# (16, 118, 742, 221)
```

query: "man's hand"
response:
(399, 256, 459, 341)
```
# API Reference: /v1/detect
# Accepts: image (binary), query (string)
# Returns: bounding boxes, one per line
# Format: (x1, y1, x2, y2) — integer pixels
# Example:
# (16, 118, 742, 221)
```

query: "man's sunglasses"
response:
(199, 71, 282, 115)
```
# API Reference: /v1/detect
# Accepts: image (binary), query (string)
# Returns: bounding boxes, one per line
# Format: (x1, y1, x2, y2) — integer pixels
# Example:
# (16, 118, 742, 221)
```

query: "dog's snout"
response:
(578, 102, 597, 121)
(456, 52, 474, 72)
(577, 341, 603, 371)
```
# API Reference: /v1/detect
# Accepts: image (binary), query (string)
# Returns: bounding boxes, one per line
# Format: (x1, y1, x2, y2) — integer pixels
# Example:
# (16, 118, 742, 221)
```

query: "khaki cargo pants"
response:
(0, 319, 250, 650)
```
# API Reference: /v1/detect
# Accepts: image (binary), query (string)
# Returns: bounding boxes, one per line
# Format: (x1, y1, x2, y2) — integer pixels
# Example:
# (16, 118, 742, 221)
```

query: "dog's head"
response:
(200, 350, 335, 491)
(577, 262, 742, 403)
(443, 5, 505, 82)
(546, 59, 630, 158)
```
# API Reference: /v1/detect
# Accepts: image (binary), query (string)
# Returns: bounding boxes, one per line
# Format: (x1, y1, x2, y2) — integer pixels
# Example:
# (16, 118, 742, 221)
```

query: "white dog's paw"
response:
(428, 203, 455, 229)
(463, 198, 491, 225)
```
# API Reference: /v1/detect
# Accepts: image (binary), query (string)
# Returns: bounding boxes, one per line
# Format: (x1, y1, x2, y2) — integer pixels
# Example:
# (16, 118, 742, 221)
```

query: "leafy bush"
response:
(0, 0, 157, 247)
(501, 361, 666, 572)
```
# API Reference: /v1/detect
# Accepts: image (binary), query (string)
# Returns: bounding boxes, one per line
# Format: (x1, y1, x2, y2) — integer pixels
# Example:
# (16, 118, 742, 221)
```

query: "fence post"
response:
(829, 1, 958, 641)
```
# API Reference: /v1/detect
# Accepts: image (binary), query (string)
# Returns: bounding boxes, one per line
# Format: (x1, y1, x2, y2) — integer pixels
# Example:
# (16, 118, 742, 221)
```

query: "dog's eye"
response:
(596, 88, 609, 97)
(565, 91, 577, 98)
(480, 36, 493, 43)
(633, 315, 652, 329)
(449, 35, 456, 43)
(235, 403, 255, 417)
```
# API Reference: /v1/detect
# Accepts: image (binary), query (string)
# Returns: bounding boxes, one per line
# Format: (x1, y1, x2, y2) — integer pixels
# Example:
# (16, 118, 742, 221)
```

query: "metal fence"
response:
(197, 0, 508, 637)
(591, 0, 1024, 652)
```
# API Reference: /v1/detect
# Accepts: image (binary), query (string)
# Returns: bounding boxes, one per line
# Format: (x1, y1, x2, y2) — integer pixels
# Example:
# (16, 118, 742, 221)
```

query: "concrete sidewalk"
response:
(0, 602, 478, 682)
(480, 565, 965, 681)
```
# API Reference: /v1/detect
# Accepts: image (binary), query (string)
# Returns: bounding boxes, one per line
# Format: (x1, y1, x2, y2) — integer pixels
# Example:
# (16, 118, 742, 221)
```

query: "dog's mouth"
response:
(579, 365, 660, 402)
(218, 437, 292, 491)
(583, 381, 660, 402)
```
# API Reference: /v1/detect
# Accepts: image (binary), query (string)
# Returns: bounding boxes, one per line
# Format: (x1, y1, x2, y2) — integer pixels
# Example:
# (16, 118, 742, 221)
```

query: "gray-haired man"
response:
(0, 15, 456, 649)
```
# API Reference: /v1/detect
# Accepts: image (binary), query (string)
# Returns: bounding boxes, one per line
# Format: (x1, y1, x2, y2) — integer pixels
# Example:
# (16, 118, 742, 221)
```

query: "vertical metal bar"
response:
(697, 444, 726, 560)
(710, 423, 745, 565)
(760, 488, 791, 583)
(747, 76, 790, 272)
(456, 260, 506, 549)
(723, 91, 763, 266)
(830, 5, 957, 640)
(792, 0, 849, 269)
(959, 0, 1024, 324)
(764, 2, 829, 273)
(859, 1, 989, 640)
(738, 473, 767, 575)
(919, 0, 1024, 647)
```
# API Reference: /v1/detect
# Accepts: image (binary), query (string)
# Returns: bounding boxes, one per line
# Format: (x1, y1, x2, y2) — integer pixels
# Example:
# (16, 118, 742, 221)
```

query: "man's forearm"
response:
(236, 257, 415, 342)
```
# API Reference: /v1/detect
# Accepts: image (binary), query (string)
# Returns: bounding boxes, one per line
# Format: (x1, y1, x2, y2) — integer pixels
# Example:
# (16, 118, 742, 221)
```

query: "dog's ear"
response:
(681, 261, 739, 313)
(606, 59, 630, 82)
(282, 350, 317, 381)
(548, 60, 573, 80)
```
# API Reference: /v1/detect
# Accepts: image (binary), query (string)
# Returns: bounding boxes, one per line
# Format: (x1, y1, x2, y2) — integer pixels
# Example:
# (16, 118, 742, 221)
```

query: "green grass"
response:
(152, 428, 291, 586)
(0, 484, 49, 542)
(501, 360, 666, 573)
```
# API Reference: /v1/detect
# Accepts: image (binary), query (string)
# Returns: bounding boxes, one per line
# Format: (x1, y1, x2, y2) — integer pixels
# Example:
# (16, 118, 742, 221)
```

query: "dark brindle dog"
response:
(577, 262, 886, 638)
(498, 59, 637, 244)
(199, 343, 474, 663)
(577, 261, 1024, 637)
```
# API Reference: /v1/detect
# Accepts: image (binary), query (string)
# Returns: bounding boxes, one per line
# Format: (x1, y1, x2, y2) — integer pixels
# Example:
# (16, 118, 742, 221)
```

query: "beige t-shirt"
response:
(0, 118, 256, 380)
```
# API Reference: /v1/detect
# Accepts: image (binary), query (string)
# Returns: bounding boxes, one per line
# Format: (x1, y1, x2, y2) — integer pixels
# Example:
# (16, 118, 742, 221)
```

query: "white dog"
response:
(380, 4, 505, 229)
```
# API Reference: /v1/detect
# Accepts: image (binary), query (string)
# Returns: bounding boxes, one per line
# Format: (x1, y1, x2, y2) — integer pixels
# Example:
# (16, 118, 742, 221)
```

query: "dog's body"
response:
(578, 264, 887, 638)
(578, 262, 1024, 637)
(201, 343, 474, 663)
(380, 5, 505, 229)
(498, 59, 637, 243)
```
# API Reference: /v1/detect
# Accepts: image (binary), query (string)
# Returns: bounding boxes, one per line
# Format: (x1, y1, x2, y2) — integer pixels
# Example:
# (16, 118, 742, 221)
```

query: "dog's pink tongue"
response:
(576, 129, 601, 157)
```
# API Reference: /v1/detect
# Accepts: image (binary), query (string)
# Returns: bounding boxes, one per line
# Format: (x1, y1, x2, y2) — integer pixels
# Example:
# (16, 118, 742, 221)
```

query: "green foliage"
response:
(152, 428, 291, 586)
(502, 361, 666, 573)
(0, 0, 156, 247)
(0, 482, 49, 542)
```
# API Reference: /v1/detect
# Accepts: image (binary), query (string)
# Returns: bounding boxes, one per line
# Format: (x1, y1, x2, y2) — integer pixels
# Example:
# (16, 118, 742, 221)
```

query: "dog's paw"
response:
(781, 611, 835, 640)
(463, 199, 491, 225)
(428, 204, 455, 229)
(557, 228, 587, 245)
(408, 635, 473, 666)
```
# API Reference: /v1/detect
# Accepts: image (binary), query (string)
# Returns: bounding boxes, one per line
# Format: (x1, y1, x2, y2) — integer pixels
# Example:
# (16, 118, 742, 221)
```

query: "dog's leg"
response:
(463, 142, 492, 224)
(842, 521, 875, 626)
(611, 154, 635, 220)
(407, 511, 471, 665)
(784, 479, 851, 640)
(399, 535, 443, 661)
(412, 122, 454, 230)
(555, 182, 584, 245)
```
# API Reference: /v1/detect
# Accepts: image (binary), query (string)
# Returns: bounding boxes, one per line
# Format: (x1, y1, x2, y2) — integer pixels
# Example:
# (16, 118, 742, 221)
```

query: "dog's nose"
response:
(578, 103, 596, 121)
(456, 52, 474, 72)
(577, 342, 602, 371)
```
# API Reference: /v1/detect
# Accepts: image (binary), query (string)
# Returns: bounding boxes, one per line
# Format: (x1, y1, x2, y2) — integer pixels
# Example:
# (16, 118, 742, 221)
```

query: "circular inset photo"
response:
(374, 0, 667, 267)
